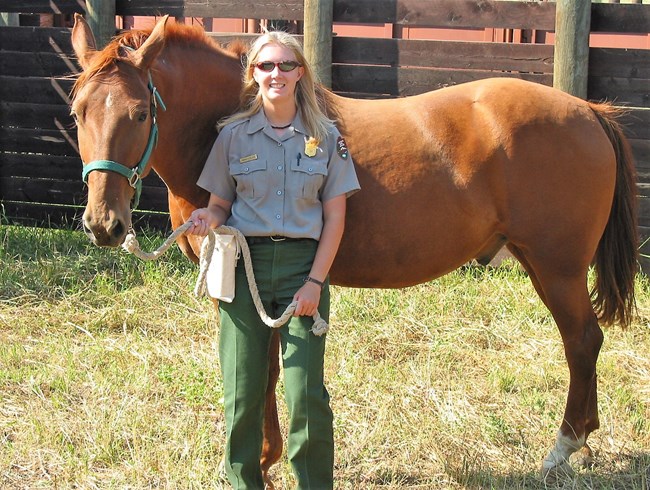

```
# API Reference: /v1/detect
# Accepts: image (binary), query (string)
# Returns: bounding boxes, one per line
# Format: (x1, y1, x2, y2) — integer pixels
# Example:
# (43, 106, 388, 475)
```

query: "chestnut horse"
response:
(70, 14, 637, 482)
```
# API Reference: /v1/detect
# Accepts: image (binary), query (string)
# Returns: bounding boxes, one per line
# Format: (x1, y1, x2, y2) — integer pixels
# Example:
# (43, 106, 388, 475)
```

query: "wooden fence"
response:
(1, 1, 649, 265)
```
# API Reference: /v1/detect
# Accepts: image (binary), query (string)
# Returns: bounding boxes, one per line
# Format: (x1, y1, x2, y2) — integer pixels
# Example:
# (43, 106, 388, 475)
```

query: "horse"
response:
(70, 14, 638, 483)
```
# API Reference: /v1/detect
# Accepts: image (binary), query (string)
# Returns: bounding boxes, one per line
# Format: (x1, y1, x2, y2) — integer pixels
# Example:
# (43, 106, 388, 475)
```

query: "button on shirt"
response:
(197, 110, 360, 241)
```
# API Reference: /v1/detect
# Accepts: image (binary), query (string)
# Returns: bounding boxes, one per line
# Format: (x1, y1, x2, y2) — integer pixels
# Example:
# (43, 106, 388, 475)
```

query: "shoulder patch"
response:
(336, 136, 349, 160)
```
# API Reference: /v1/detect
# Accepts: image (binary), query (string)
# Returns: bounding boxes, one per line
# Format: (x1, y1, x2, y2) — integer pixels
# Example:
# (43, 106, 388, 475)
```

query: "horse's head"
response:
(71, 14, 168, 246)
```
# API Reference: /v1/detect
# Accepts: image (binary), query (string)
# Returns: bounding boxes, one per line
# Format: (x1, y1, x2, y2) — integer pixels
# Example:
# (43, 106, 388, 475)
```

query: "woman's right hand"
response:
(185, 207, 219, 236)
(184, 194, 232, 237)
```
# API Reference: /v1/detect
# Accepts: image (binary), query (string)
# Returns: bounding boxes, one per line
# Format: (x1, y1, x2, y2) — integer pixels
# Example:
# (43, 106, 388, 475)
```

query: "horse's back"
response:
(329, 78, 617, 287)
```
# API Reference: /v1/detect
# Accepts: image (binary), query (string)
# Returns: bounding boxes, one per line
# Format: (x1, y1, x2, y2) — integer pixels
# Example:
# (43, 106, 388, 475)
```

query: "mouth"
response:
(269, 82, 285, 89)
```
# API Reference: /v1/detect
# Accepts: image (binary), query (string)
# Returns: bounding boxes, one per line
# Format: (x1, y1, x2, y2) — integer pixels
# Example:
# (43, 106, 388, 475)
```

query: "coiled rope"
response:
(122, 221, 329, 336)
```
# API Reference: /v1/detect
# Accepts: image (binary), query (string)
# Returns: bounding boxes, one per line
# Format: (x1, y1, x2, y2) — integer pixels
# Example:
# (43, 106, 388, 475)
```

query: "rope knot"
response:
(311, 316, 329, 337)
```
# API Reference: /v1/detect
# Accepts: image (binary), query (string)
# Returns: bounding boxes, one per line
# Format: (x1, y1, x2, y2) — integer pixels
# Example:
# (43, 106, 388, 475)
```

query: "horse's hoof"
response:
(541, 460, 574, 484)
(569, 444, 594, 469)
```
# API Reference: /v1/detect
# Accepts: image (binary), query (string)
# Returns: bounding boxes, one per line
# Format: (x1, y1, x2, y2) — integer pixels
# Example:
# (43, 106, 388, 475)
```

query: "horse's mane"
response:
(72, 22, 246, 99)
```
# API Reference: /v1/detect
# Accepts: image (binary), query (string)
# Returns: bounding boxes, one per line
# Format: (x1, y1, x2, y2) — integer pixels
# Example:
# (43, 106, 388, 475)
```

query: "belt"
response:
(246, 235, 315, 244)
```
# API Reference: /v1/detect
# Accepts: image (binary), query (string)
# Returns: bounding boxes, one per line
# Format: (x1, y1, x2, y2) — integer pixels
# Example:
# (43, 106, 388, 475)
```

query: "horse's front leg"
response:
(261, 330, 283, 488)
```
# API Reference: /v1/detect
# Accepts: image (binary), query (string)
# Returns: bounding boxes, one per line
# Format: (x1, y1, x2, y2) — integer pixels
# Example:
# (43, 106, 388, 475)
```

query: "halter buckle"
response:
(128, 171, 140, 188)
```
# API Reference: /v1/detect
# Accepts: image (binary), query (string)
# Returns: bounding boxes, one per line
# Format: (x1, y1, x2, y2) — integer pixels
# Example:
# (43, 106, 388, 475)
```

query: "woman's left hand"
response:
(293, 282, 321, 317)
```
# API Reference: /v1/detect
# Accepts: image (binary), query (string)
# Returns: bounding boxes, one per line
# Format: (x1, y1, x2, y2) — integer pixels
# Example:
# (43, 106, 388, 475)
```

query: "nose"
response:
(83, 213, 128, 247)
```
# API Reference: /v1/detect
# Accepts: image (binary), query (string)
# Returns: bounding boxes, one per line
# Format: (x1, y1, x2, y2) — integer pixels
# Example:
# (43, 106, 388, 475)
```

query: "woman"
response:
(186, 31, 360, 489)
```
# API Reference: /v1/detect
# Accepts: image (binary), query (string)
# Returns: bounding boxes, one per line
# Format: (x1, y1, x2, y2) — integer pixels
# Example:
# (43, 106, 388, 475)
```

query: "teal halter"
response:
(81, 70, 166, 210)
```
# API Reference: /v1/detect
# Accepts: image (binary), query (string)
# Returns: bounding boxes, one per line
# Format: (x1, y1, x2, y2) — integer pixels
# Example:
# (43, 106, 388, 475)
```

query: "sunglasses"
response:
(254, 60, 302, 72)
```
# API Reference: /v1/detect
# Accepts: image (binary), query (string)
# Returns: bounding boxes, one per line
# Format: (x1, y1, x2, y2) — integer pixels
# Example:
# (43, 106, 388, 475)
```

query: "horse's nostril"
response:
(109, 219, 125, 239)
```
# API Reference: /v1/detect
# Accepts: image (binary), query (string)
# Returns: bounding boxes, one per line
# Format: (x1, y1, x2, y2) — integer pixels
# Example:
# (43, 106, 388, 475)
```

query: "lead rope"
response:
(121, 222, 329, 336)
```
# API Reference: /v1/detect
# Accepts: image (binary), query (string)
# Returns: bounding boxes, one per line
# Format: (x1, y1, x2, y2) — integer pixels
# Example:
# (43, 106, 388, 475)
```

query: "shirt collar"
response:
(247, 109, 309, 136)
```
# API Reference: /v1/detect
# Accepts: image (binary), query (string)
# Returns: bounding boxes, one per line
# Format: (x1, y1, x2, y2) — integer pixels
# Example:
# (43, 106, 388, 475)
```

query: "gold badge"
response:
(304, 137, 319, 157)
(239, 154, 258, 163)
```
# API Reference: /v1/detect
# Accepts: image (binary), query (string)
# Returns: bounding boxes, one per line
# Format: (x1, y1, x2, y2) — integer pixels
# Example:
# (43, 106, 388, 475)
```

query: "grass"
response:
(0, 224, 648, 489)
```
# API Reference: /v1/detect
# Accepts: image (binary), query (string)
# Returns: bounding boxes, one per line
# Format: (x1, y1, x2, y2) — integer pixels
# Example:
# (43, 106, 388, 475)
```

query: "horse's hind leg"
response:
(508, 246, 602, 477)
(261, 331, 283, 488)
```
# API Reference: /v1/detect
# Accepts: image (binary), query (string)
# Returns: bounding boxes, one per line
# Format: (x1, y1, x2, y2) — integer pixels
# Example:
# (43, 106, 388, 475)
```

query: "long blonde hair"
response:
(218, 31, 333, 142)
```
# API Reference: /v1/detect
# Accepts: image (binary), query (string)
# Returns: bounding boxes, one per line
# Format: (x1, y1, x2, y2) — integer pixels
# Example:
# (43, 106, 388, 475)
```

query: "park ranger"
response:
(186, 30, 359, 489)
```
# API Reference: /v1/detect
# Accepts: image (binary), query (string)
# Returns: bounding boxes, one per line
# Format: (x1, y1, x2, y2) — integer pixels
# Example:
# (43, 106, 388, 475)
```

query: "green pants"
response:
(218, 238, 334, 489)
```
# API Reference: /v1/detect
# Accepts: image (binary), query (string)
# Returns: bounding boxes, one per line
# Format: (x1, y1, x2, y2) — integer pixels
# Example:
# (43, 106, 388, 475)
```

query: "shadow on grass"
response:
(349, 450, 649, 489)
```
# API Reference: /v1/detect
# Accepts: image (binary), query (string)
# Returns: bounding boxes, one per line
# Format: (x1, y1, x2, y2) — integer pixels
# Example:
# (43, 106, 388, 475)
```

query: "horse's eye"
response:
(138, 112, 148, 122)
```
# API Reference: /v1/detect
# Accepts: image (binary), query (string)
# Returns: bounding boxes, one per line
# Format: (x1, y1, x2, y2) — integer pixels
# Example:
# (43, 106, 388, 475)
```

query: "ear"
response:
(131, 15, 169, 70)
(71, 13, 97, 69)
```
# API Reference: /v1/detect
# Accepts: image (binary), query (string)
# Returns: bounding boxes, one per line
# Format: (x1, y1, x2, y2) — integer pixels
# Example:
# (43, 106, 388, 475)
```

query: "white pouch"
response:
(206, 233, 239, 302)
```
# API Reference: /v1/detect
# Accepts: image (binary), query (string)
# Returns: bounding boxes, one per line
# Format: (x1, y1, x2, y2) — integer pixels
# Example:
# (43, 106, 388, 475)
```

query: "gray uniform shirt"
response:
(197, 110, 360, 241)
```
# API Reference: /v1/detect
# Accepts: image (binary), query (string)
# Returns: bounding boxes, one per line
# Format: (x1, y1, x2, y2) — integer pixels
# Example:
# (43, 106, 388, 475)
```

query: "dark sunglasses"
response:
(254, 60, 302, 72)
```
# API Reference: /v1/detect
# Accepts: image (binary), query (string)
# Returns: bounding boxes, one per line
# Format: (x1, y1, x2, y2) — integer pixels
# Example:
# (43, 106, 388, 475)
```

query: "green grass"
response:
(1, 224, 648, 489)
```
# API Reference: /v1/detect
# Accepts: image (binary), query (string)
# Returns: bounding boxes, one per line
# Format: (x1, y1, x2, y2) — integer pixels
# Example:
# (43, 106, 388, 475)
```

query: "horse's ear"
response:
(71, 13, 97, 70)
(131, 15, 169, 70)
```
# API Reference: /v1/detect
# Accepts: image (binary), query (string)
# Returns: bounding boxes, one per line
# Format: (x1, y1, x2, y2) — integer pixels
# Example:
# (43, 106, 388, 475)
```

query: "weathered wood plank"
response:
(333, 0, 556, 30)
(591, 3, 650, 34)
(620, 109, 650, 141)
(332, 65, 552, 97)
(588, 77, 650, 109)
(0, 26, 74, 53)
(0, 152, 168, 187)
(0, 176, 169, 209)
(0, 176, 86, 206)
(0, 0, 84, 14)
(0, 76, 74, 104)
(1, 102, 74, 130)
(333, 37, 554, 73)
(0, 153, 81, 180)
(115, 0, 304, 21)
(638, 199, 650, 229)
(589, 48, 650, 81)
(1, 127, 79, 157)
(631, 138, 650, 170)
(1, 50, 79, 77)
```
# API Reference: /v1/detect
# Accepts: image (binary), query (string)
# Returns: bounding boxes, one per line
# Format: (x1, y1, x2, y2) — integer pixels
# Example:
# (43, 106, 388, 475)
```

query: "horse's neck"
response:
(151, 44, 242, 206)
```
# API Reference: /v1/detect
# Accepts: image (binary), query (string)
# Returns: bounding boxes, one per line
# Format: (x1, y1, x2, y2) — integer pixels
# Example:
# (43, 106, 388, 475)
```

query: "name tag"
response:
(239, 154, 258, 164)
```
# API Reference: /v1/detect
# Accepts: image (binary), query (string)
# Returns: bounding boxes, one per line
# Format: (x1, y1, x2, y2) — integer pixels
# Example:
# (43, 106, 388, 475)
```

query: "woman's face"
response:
(253, 43, 304, 105)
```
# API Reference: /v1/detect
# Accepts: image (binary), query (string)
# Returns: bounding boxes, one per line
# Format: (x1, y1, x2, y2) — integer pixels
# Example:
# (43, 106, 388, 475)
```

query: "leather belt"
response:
(246, 236, 314, 244)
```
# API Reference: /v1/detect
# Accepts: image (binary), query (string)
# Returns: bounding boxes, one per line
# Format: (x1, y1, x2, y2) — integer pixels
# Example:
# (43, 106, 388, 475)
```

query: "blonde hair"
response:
(218, 31, 333, 142)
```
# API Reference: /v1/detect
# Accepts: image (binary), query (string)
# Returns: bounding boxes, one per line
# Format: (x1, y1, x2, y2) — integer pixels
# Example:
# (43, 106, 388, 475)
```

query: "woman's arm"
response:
(292, 194, 347, 317)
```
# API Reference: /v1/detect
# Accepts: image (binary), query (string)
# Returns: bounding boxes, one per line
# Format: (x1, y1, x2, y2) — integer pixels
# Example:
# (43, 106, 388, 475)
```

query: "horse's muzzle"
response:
(82, 213, 128, 247)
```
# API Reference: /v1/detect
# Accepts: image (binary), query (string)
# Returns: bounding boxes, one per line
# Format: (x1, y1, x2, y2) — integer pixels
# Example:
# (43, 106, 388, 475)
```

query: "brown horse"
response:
(70, 14, 637, 482)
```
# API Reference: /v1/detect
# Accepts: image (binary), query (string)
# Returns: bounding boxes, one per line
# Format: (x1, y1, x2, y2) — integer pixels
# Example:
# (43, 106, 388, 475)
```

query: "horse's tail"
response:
(589, 102, 638, 327)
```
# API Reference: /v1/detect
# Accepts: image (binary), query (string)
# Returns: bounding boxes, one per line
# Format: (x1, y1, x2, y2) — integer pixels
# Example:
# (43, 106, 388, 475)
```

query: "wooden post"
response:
(86, 0, 116, 49)
(553, 0, 591, 99)
(303, 0, 333, 88)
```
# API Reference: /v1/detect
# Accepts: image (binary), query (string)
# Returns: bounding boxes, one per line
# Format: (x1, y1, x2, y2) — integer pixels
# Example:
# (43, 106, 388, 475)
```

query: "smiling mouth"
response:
(270, 83, 285, 89)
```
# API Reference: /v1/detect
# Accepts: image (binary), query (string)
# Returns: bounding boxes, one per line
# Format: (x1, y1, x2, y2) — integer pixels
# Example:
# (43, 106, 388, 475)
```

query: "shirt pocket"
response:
(289, 156, 328, 200)
(229, 159, 267, 199)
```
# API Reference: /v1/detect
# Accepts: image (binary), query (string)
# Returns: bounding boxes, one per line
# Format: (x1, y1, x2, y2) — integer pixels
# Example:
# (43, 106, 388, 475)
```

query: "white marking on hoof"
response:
(541, 431, 585, 477)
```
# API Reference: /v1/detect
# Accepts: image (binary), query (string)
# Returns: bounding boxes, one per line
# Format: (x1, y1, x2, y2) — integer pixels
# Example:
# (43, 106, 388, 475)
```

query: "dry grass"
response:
(1, 224, 648, 489)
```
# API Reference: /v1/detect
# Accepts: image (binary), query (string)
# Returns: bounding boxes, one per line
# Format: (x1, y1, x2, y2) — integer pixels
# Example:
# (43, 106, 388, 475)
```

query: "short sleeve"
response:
(320, 126, 360, 202)
(196, 126, 236, 203)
